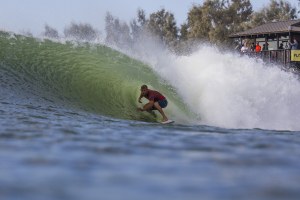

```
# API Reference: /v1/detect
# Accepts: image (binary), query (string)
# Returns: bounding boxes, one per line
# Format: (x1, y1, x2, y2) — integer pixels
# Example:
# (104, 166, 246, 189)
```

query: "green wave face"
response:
(0, 32, 192, 122)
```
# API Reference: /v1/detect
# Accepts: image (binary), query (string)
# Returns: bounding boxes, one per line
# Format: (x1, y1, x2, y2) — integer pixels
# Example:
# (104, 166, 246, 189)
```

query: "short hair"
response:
(141, 85, 148, 90)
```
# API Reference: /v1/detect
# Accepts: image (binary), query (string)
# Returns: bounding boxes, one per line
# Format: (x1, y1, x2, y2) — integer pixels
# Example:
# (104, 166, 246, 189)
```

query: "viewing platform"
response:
(229, 19, 300, 69)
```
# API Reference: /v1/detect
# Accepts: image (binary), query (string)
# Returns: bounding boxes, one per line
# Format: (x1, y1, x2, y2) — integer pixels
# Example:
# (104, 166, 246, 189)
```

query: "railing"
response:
(242, 50, 291, 66)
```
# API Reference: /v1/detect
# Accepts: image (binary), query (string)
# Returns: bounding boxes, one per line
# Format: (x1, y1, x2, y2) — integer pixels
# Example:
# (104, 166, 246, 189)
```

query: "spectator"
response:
(264, 42, 269, 50)
(278, 43, 284, 50)
(250, 42, 255, 52)
(285, 42, 289, 49)
(289, 39, 298, 50)
(255, 42, 261, 52)
(240, 44, 248, 53)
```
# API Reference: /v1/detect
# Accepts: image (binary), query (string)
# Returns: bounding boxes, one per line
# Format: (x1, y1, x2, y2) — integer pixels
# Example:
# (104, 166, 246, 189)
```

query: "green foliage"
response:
(147, 9, 178, 49)
(130, 9, 148, 42)
(186, 0, 253, 46)
(105, 12, 132, 49)
(104, 0, 298, 53)
(187, 5, 210, 41)
(43, 24, 59, 39)
(250, 0, 297, 27)
(64, 22, 98, 41)
(106, 9, 179, 52)
(179, 23, 188, 41)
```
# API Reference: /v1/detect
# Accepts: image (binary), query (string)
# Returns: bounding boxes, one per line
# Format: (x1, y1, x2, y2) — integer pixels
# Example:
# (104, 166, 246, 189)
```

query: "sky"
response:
(0, 0, 298, 36)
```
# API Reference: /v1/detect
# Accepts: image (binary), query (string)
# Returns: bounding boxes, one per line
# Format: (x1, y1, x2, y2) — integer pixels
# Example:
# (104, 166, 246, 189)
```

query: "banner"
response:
(291, 50, 300, 62)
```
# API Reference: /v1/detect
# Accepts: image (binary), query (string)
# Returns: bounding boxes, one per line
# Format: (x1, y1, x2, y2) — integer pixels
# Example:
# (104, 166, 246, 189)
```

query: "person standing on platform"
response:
(290, 39, 299, 50)
(255, 42, 261, 52)
(279, 43, 284, 50)
(240, 44, 248, 53)
(250, 42, 256, 52)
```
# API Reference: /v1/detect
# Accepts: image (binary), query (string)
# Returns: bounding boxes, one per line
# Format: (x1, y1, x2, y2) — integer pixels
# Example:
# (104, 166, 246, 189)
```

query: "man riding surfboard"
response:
(137, 85, 172, 124)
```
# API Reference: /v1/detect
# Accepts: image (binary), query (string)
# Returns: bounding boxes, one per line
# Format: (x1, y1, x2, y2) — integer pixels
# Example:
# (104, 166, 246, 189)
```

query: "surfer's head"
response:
(141, 85, 148, 95)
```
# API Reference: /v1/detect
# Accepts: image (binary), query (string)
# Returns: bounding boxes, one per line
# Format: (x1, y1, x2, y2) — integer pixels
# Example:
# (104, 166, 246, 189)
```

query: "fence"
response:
(243, 50, 291, 66)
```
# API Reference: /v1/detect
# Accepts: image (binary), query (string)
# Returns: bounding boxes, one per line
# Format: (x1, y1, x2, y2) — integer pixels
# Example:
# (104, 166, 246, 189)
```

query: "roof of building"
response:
(230, 19, 300, 38)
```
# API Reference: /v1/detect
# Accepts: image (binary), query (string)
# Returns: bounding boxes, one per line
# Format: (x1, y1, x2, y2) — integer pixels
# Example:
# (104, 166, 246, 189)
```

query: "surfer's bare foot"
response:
(162, 118, 168, 122)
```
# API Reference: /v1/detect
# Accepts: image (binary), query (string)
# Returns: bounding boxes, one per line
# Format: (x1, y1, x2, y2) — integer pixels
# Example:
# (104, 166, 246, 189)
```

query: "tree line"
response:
(43, 0, 298, 54)
(43, 22, 100, 41)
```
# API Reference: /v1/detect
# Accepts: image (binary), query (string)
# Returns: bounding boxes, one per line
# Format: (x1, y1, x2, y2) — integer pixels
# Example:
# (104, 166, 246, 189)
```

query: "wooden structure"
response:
(229, 19, 300, 67)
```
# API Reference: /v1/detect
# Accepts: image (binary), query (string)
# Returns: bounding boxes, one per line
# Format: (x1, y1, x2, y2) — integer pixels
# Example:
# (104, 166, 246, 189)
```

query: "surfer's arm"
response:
(138, 93, 144, 103)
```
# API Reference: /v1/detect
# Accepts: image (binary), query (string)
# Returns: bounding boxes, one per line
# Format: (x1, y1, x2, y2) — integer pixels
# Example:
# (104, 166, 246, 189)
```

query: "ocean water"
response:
(0, 31, 300, 200)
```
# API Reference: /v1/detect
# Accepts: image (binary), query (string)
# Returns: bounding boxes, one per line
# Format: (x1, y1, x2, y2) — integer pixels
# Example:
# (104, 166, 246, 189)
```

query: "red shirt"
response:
(145, 90, 165, 102)
(255, 45, 261, 52)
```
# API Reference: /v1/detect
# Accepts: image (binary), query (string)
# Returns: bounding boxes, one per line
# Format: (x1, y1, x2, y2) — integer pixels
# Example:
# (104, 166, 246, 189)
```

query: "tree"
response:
(227, 0, 253, 33)
(105, 12, 132, 49)
(20, 30, 33, 37)
(147, 9, 178, 49)
(186, 4, 211, 41)
(43, 24, 59, 39)
(130, 9, 147, 41)
(186, 0, 253, 46)
(179, 23, 189, 41)
(137, 9, 147, 26)
(105, 9, 179, 51)
(177, 23, 194, 54)
(217, 0, 253, 45)
(64, 22, 98, 41)
(105, 12, 115, 44)
(250, 0, 297, 27)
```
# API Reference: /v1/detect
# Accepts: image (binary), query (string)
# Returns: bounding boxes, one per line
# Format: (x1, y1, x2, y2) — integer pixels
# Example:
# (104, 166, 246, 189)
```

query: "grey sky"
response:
(0, 0, 298, 35)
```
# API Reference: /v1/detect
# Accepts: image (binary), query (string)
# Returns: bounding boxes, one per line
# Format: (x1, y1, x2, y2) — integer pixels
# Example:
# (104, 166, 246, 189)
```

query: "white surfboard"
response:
(161, 120, 174, 124)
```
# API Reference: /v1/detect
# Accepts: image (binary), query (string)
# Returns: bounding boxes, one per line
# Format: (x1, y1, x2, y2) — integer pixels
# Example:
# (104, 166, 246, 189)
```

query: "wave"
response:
(131, 43, 300, 131)
(0, 31, 192, 123)
(1, 31, 300, 130)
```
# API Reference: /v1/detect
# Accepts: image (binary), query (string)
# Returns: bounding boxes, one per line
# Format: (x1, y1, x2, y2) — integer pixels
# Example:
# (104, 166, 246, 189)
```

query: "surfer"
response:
(137, 85, 170, 123)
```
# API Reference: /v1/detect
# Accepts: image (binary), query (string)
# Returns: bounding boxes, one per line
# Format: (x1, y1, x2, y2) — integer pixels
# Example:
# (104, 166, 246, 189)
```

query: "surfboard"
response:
(161, 120, 174, 124)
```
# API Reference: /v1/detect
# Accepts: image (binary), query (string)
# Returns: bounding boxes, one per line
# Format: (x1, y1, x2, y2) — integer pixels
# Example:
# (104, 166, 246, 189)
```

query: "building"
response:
(229, 19, 300, 67)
